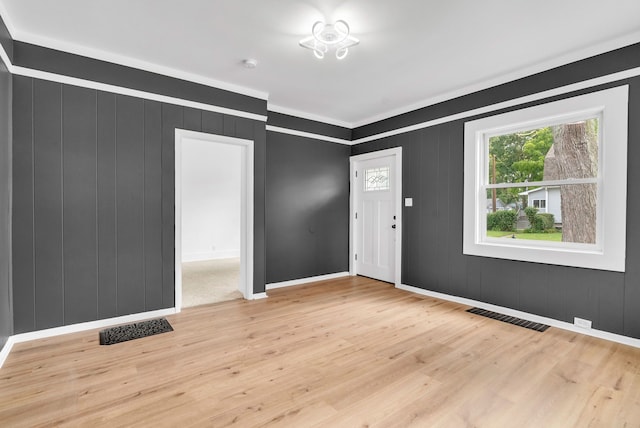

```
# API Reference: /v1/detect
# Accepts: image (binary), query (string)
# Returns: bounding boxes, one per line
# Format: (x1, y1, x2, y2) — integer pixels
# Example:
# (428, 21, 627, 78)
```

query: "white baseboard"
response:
(182, 250, 240, 262)
(250, 292, 268, 300)
(0, 308, 177, 369)
(397, 283, 640, 349)
(0, 336, 15, 370)
(266, 272, 350, 290)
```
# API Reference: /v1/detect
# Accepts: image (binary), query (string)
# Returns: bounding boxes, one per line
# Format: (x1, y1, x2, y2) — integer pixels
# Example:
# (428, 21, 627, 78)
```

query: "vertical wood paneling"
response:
(0, 62, 11, 345)
(419, 127, 439, 288)
(115, 95, 145, 315)
(352, 79, 640, 338)
(144, 100, 163, 310)
(183, 107, 201, 132)
(516, 261, 550, 317)
(480, 258, 519, 308)
(545, 265, 567, 321)
(623, 78, 640, 338)
(465, 256, 483, 301)
(62, 85, 97, 324)
(435, 126, 451, 291)
(33, 80, 64, 329)
(96, 92, 117, 319)
(202, 111, 224, 135)
(12, 76, 268, 334)
(402, 136, 422, 287)
(265, 131, 348, 284)
(598, 272, 625, 333)
(253, 121, 266, 292)
(223, 115, 236, 136)
(445, 122, 467, 298)
(12, 76, 35, 333)
(161, 103, 182, 306)
(235, 118, 253, 141)
(559, 267, 600, 326)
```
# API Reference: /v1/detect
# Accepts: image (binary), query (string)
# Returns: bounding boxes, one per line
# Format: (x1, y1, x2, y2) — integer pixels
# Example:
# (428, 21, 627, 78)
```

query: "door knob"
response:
(391, 224, 396, 229)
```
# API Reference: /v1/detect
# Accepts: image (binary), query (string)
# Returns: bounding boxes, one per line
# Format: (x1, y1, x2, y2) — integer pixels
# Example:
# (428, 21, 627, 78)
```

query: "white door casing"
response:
(350, 148, 402, 286)
(175, 129, 255, 310)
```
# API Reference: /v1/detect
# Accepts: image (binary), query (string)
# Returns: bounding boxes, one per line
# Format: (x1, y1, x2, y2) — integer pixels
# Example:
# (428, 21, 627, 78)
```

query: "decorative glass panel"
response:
(364, 167, 390, 191)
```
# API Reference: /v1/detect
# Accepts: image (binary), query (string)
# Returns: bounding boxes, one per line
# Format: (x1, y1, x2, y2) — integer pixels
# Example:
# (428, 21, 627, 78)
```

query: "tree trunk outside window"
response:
(551, 121, 598, 243)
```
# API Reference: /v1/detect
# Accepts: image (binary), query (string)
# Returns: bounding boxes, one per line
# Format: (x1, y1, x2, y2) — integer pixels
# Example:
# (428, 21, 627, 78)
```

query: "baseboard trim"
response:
(0, 336, 15, 370)
(397, 283, 640, 349)
(0, 308, 177, 369)
(250, 292, 268, 300)
(266, 272, 350, 290)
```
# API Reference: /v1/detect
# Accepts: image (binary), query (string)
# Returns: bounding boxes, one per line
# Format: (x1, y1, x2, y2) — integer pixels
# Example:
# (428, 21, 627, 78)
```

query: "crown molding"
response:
(3, 22, 269, 101)
(350, 30, 640, 128)
(351, 66, 640, 145)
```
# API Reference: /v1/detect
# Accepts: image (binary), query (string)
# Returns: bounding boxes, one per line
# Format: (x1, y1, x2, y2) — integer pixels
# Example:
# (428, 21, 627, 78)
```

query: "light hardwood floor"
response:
(1, 276, 639, 427)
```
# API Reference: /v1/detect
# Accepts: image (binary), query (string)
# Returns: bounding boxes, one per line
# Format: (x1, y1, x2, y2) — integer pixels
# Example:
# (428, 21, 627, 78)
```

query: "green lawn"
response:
(486, 230, 563, 242)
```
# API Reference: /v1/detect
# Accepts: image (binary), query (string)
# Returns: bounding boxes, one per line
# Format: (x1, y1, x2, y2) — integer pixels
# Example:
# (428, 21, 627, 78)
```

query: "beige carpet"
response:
(181, 258, 243, 307)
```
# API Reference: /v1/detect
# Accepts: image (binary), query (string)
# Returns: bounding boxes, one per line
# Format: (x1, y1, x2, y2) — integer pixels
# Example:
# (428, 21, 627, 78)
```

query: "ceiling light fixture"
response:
(299, 20, 359, 60)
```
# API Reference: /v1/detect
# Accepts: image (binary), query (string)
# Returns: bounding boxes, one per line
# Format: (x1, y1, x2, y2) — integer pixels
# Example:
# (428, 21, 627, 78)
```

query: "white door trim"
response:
(350, 147, 403, 287)
(174, 129, 255, 311)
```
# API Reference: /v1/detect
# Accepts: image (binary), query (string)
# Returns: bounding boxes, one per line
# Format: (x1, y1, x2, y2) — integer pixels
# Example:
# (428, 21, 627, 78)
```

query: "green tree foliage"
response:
(488, 127, 554, 207)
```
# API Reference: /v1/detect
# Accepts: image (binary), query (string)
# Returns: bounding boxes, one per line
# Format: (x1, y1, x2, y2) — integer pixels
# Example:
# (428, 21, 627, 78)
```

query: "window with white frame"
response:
(463, 86, 628, 272)
(533, 200, 546, 210)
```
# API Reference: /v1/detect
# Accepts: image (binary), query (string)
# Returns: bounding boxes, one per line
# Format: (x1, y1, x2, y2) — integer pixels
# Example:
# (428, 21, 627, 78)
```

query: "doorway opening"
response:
(350, 148, 402, 287)
(175, 129, 254, 311)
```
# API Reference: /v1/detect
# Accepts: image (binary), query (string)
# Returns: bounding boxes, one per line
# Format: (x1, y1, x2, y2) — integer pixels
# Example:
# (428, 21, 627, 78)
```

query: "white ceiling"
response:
(1, 0, 639, 128)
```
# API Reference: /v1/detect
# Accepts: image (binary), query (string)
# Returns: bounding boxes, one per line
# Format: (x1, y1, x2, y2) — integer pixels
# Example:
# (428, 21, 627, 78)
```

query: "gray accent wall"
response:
(268, 111, 352, 140)
(12, 42, 266, 117)
(353, 43, 640, 140)
(266, 132, 350, 283)
(12, 76, 266, 333)
(352, 75, 640, 339)
(0, 16, 12, 62)
(0, 59, 12, 348)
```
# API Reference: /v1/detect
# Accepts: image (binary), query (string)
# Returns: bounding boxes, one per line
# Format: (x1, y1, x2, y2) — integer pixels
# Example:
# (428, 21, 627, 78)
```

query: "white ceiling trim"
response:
(352, 66, 640, 145)
(351, 30, 640, 129)
(0, 41, 268, 122)
(15, 32, 270, 101)
(0, 4, 270, 102)
(0, 1, 15, 37)
(266, 125, 351, 145)
(1, 3, 639, 131)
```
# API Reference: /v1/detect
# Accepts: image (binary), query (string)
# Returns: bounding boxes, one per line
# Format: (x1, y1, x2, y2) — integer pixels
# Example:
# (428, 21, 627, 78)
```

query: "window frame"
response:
(463, 86, 628, 272)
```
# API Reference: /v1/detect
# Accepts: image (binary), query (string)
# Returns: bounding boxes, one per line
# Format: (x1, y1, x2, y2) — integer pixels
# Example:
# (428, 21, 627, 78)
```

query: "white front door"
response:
(354, 155, 396, 283)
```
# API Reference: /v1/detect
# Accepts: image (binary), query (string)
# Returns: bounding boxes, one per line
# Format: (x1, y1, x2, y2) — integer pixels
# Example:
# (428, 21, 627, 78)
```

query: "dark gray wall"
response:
(354, 42, 640, 140)
(0, 15, 12, 63)
(12, 76, 266, 333)
(268, 111, 352, 140)
(352, 73, 640, 338)
(12, 42, 265, 117)
(0, 59, 12, 348)
(266, 132, 350, 283)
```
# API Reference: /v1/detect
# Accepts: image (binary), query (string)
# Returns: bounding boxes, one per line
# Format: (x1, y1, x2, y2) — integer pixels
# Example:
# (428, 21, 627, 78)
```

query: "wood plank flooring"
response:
(1, 276, 639, 427)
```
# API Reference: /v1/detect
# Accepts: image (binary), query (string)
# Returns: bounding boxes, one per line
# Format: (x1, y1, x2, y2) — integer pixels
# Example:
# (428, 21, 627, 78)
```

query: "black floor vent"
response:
(466, 307, 550, 332)
(99, 318, 173, 345)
